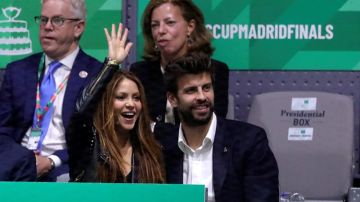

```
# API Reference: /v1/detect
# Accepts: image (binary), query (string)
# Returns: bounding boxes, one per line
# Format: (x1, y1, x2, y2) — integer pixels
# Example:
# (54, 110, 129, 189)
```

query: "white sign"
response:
(0, 6, 32, 55)
(291, 97, 317, 111)
(288, 127, 313, 141)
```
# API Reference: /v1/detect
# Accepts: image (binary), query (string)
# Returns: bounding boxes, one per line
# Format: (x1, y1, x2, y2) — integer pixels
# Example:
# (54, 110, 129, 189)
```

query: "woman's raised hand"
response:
(104, 23, 133, 64)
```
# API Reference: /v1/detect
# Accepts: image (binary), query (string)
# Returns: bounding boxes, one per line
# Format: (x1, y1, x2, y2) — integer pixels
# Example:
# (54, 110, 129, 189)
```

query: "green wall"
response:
(0, 0, 122, 69)
(137, 0, 360, 70)
(1, 0, 359, 70)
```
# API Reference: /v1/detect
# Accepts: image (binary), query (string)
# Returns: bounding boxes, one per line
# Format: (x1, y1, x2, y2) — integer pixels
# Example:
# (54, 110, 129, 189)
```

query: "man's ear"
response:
(74, 20, 85, 39)
(167, 92, 178, 107)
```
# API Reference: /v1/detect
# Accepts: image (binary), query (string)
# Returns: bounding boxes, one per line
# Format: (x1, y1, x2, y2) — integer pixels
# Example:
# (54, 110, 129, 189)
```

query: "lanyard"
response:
(33, 54, 69, 128)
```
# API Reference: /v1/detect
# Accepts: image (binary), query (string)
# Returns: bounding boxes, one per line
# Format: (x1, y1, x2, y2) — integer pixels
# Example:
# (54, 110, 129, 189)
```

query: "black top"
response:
(67, 60, 126, 182)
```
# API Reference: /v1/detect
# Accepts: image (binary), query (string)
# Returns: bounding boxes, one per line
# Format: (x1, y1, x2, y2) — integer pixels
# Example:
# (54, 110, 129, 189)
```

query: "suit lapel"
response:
(212, 118, 230, 200)
(24, 53, 43, 123)
(62, 50, 92, 128)
(165, 125, 184, 184)
(167, 145, 184, 183)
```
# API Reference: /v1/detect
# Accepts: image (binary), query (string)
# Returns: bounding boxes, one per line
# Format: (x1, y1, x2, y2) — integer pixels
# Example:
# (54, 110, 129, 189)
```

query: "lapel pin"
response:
(79, 71, 88, 78)
(223, 147, 228, 153)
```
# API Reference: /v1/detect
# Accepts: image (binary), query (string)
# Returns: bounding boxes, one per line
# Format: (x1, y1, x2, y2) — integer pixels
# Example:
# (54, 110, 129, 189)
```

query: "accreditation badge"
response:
(28, 128, 41, 150)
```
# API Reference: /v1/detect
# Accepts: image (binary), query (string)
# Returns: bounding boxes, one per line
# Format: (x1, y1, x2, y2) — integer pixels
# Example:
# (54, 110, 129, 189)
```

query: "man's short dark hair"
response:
(164, 53, 214, 95)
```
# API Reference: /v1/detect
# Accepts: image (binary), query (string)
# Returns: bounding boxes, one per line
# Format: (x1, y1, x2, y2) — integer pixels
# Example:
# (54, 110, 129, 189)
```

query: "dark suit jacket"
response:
(0, 50, 102, 181)
(0, 136, 36, 181)
(130, 59, 229, 122)
(155, 117, 279, 202)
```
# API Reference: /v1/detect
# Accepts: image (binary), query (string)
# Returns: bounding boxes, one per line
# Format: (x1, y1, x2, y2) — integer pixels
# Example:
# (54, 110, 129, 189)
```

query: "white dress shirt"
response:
(22, 47, 79, 167)
(178, 113, 217, 202)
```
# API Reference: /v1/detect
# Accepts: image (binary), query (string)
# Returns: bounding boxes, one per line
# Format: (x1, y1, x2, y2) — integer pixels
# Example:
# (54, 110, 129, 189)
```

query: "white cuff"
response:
(48, 155, 61, 168)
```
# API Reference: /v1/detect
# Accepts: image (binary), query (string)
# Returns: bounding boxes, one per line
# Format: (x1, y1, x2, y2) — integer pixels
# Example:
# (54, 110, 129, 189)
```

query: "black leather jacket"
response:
(66, 59, 119, 182)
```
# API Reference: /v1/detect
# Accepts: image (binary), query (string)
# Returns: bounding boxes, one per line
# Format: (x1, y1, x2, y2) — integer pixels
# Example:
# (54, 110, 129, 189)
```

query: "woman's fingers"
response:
(104, 28, 111, 42)
(124, 42, 133, 55)
(117, 23, 123, 40)
(111, 24, 116, 39)
(121, 28, 128, 47)
(104, 23, 133, 61)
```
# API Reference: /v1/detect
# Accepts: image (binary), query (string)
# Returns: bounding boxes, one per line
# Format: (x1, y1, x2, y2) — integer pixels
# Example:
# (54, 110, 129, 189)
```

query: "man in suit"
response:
(0, 0, 102, 181)
(155, 53, 279, 201)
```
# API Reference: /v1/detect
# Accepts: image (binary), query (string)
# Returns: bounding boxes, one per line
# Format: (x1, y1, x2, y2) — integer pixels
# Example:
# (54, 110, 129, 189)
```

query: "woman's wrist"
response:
(106, 57, 120, 65)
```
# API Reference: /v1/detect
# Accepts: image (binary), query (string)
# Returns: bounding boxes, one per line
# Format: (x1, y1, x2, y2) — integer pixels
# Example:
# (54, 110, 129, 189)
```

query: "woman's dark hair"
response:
(142, 0, 214, 60)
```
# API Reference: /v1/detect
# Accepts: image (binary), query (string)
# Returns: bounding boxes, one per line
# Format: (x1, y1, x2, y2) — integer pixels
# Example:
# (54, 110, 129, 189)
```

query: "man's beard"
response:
(177, 104, 214, 127)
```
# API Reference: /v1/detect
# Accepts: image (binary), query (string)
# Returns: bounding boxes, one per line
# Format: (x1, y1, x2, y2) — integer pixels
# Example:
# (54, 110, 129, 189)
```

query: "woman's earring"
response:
(187, 34, 193, 47)
(154, 44, 159, 52)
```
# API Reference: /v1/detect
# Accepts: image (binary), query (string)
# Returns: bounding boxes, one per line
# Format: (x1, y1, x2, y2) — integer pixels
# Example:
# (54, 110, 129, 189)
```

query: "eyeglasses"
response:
(34, 16, 80, 27)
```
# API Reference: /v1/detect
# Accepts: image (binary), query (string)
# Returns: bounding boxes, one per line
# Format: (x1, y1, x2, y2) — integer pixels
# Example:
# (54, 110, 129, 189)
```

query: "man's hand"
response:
(34, 152, 52, 177)
(104, 23, 133, 64)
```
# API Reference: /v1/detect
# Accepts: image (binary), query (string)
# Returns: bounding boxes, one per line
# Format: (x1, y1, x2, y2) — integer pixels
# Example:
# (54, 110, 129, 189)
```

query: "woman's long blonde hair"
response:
(93, 70, 165, 183)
